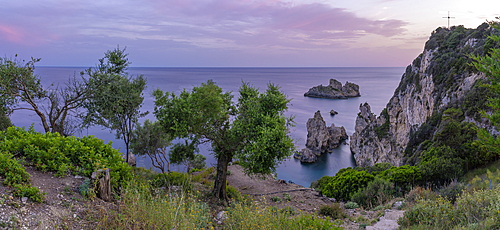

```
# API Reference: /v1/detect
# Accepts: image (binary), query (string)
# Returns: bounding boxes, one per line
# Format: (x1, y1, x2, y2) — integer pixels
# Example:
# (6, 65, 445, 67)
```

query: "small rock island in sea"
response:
(304, 79, 360, 99)
(294, 110, 348, 163)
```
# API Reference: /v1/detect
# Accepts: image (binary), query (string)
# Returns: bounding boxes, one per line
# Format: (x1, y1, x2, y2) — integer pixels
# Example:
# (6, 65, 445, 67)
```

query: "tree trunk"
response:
(212, 152, 231, 202)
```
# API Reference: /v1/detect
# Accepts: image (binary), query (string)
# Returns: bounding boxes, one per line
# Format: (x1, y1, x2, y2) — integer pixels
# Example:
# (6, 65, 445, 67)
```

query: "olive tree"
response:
(0, 56, 87, 135)
(153, 80, 295, 202)
(82, 47, 148, 162)
(130, 119, 172, 173)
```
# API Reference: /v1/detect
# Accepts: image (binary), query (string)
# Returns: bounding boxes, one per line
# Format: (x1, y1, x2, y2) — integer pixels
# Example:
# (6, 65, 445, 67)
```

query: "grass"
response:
(461, 159, 500, 184)
(84, 166, 345, 230)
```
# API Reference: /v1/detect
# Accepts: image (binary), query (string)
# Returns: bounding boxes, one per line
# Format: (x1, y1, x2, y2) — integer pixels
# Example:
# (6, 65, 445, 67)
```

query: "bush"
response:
(437, 180, 465, 203)
(352, 177, 394, 209)
(227, 185, 242, 202)
(365, 163, 392, 175)
(419, 146, 464, 183)
(79, 178, 93, 198)
(283, 193, 291, 202)
(319, 203, 345, 219)
(0, 126, 132, 191)
(344, 201, 359, 209)
(271, 196, 281, 203)
(405, 187, 438, 206)
(379, 165, 421, 193)
(399, 187, 500, 229)
(0, 151, 45, 202)
(0, 151, 30, 186)
(225, 202, 343, 230)
(322, 167, 374, 201)
(0, 112, 12, 131)
(13, 184, 45, 203)
(310, 175, 332, 192)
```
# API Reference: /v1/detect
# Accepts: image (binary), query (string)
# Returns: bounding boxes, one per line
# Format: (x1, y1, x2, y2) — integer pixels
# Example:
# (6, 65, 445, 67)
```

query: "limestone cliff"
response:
(350, 23, 496, 167)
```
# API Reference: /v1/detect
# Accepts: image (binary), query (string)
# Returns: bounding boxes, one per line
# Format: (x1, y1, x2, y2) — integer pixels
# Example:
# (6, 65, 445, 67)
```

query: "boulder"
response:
(304, 79, 360, 99)
(293, 148, 319, 163)
(121, 152, 137, 166)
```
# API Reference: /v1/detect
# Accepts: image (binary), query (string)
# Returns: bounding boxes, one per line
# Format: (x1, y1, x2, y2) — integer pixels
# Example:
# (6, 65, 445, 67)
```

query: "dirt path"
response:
(226, 164, 335, 213)
(366, 206, 405, 230)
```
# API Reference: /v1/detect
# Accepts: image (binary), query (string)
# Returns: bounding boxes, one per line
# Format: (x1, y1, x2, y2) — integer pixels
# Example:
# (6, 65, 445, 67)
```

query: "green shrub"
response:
(271, 196, 281, 203)
(0, 112, 12, 131)
(0, 150, 45, 202)
(399, 187, 500, 229)
(323, 167, 374, 201)
(344, 201, 359, 209)
(437, 180, 465, 203)
(319, 203, 346, 219)
(352, 177, 394, 209)
(79, 178, 93, 198)
(379, 165, 421, 193)
(13, 184, 45, 203)
(0, 151, 30, 186)
(227, 185, 242, 202)
(0, 126, 132, 191)
(283, 193, 291, 202)
(310, 175, 332, 192)
(365, 163, 392, 175)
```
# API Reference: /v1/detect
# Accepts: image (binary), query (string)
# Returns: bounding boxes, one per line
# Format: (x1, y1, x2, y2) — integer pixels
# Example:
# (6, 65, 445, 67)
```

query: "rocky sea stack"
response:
(294, 111, 348, 163)
(304, 79, 360, 99)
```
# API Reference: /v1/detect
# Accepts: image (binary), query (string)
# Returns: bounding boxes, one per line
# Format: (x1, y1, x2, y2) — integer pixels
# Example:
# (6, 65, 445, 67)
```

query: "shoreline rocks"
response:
(294, 111, 348, 163)
(304, 79, 360, 99)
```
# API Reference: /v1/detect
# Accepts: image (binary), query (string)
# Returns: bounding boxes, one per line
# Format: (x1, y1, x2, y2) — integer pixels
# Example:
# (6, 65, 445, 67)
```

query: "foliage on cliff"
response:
(399, 22, 500, 185)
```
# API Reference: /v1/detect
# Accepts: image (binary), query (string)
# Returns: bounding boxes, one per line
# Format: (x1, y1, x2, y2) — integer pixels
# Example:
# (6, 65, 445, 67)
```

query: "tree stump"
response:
(91, 168, 112, 202)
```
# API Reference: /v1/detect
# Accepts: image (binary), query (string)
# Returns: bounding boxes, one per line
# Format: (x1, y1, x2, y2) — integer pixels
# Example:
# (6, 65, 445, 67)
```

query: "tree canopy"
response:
(153, 80, 295, 201)
(82, 47, 148, 162)
(0, 56, 87, 135)
(472, 19, 500, 157)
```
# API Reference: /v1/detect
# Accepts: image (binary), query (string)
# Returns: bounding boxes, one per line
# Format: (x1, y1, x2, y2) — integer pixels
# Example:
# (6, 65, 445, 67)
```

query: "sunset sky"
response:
(1, 0, 498, 67)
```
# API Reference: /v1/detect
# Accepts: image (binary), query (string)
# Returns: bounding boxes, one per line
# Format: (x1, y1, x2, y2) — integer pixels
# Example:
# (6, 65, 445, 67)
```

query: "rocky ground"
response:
(0, 165, 110, 230)
(1, 163, 404, 229)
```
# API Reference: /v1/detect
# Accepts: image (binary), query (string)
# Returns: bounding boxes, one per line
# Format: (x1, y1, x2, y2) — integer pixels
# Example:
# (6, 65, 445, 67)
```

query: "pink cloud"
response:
(149, 0, 407, 38)
(0, 22, 57, 46)
(0, 24, 24, 44)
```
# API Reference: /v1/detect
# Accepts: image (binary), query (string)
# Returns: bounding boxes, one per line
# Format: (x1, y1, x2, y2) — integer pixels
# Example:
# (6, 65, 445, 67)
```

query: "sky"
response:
(0, 0, 499, 67)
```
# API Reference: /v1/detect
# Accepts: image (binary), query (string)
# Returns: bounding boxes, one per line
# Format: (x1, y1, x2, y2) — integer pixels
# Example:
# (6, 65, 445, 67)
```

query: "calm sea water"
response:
(11, 67, 404, 187)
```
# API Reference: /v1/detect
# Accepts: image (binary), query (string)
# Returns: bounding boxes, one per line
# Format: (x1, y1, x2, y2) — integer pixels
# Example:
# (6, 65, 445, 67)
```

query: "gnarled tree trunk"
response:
(212, 152, 232, 202)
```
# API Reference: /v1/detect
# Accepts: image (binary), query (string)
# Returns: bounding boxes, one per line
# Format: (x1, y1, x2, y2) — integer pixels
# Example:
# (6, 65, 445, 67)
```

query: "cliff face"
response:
(350, 23, 495, 167)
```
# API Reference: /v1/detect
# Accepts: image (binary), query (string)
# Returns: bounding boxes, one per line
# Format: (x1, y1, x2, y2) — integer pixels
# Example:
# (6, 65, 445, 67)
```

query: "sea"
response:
(10, 67, 404, 187)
